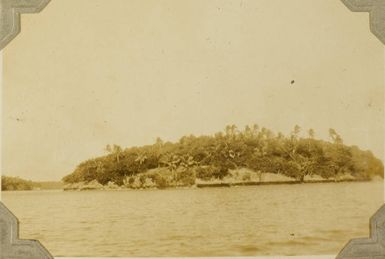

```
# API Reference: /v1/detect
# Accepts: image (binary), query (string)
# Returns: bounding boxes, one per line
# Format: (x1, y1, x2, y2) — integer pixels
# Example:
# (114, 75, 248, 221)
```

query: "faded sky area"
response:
(2, 0, 384, 181)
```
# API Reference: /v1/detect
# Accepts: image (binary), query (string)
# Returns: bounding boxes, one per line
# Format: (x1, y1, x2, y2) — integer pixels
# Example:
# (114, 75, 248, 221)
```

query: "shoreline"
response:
(0, 178, 377, 192)
(195, 178, 370, 188)
(62, 178, 376, 191)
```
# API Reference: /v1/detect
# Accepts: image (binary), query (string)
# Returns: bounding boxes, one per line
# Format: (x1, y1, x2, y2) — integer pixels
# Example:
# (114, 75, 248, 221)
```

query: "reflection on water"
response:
(1, 181, 383, 256)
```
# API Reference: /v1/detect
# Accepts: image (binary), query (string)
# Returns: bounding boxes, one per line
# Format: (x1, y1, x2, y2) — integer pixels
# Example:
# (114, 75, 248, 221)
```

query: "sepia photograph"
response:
(1, 0, 384, 257)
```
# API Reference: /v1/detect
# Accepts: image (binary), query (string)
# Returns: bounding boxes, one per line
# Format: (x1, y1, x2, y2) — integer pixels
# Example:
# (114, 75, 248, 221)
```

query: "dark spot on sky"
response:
(290, 80, 295, 85)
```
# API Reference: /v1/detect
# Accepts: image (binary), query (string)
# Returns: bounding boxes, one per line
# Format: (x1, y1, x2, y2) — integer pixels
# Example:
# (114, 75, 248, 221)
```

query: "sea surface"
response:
(1, 181, 383, 257)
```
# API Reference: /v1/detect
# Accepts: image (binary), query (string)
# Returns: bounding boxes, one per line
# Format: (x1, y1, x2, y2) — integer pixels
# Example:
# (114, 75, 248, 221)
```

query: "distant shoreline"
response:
(1, 176, 64, 191)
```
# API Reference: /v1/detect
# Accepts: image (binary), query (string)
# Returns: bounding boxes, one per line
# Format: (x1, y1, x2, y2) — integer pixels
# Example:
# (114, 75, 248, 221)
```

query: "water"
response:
(1, 181, 383, 257)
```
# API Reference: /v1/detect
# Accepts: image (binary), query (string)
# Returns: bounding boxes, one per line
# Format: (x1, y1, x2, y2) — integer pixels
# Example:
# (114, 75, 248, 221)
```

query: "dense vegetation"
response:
(1, 176, 63, 191)
(62, 125, 384, 188)
(1, 176, 35, 191)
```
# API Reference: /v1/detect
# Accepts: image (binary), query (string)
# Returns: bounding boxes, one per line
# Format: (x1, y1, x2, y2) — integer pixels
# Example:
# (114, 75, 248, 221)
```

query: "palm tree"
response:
(155, 137, 164, 147)
(104, 144, 112, 153)
(113, 145, 123, 162)
(308, 128, 315, 139)
(231, 124, 238, 136)
(243, 125, 252, 138)
(105, 144, 123, 162)
(291, 125, 301, 139)
(225, 125, 232, 136)
(252, 124, 259, 134)
(329, 128, 343, 144)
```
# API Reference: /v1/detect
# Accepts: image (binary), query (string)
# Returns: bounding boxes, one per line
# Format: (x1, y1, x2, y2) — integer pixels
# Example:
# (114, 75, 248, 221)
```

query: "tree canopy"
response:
(62, 125, 384, 186)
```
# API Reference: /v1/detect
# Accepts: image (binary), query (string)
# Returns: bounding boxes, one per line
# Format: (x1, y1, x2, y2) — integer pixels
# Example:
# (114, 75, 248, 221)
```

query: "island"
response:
(61, 125, 384, 191)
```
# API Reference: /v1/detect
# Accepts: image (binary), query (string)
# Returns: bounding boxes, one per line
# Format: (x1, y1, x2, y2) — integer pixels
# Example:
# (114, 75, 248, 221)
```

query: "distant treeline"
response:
(1, 176, 63, 191)
(1, 176, 34, 191)
(62, 125, 384, 187)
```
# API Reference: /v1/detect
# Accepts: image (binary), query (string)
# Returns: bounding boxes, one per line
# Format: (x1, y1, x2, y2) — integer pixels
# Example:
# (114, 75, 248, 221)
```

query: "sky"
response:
(1, 0, 384, 181)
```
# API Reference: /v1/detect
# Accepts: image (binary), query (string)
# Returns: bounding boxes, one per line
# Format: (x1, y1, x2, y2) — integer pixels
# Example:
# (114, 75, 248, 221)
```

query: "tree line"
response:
(63, 125, 384, 188)
(1, 176, 63, 191)
(1, 176, 35, 191)
(62, 125, 384, 186)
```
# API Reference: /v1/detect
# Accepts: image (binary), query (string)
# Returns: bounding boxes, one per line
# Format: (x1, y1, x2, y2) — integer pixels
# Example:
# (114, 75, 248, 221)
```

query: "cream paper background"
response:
(1, 0, 383, 259)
